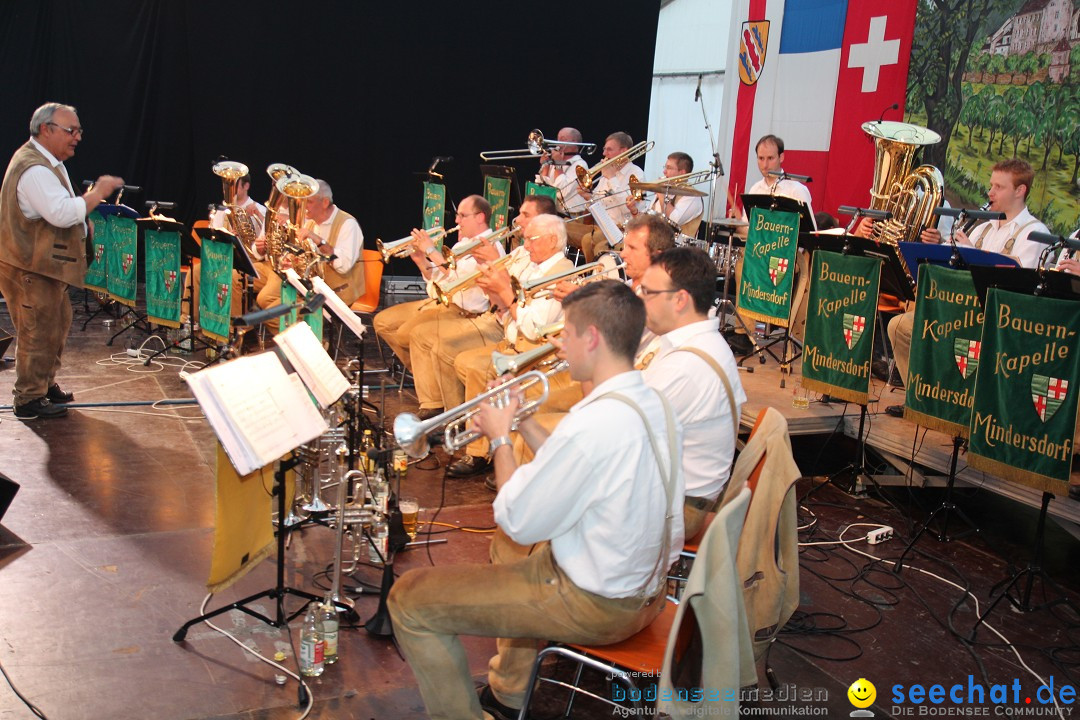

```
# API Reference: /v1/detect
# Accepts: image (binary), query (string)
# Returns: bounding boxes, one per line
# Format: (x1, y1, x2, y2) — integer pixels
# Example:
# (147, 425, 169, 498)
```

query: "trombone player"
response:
(627, 151, 704, 237)
(573, 131, 646, 262)
(535, 126, 589, 215)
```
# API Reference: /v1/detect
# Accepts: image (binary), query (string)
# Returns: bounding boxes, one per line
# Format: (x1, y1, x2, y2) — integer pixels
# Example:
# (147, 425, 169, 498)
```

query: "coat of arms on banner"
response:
(94, 244, 105, 262)
(122, 253, 134, 273)
(768, 256, 788, 286)
(738, 20, 770, 86)
(842, 314, 865, 350)
(1031, 374, 1068, 422)
(217, 282, 229, 307)
(164, 270, 177, 294)
(953, 338, 981, 379)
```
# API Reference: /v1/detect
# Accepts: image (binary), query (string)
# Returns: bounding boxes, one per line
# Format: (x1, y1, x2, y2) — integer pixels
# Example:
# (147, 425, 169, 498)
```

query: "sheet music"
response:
(588, 199, 624, 247)
(310, 275, 367, 339)
(274, 322, 350, 408)
(283, 268, 331, 322)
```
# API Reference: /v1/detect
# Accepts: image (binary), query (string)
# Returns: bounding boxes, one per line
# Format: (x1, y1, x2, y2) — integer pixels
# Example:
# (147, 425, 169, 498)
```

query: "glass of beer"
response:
(399, 496, 420, 539)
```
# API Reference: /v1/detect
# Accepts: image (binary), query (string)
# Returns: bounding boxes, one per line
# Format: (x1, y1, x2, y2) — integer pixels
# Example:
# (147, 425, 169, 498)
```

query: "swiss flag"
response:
(721, 0, 918, 219)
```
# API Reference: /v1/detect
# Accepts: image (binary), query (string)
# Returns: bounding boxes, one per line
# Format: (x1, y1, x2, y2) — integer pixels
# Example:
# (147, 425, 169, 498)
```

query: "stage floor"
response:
(0, 293, 1078, 719)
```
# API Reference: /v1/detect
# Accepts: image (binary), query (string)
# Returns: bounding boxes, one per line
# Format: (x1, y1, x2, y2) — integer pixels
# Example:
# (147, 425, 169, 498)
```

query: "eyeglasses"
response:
(635, 285, 680, 298)
(455, 210, 479, 219)
(523, 234, 551, 244)
(47, 122, 83, 138)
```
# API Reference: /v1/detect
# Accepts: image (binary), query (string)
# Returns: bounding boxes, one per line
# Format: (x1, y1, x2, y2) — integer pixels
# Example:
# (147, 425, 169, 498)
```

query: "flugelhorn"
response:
(443, 225, 523, 270)
(480, 129, 597, 161)
(432, 253, 515, 306)
(394, 366, 563, 458)
(576, 141, 654, 192)
(376, 225, 460, 263)
(511, 261, 602, 303)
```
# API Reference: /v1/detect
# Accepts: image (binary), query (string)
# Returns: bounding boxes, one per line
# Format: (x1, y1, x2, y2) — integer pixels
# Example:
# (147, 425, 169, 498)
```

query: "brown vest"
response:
(0, 142, 87, 287)
(320, 208, 365, 305)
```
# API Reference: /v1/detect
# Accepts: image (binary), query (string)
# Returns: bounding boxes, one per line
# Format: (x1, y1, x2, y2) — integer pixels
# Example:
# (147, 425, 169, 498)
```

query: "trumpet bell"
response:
(393, 412, 432, 459)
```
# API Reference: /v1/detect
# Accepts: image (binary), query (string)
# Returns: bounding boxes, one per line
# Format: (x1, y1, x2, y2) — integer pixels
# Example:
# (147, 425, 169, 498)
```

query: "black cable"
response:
(0, 658, 48, 719)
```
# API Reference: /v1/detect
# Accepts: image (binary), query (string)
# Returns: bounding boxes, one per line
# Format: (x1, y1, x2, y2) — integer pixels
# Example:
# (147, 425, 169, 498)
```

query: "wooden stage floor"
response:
(1, 294, 1078, 719)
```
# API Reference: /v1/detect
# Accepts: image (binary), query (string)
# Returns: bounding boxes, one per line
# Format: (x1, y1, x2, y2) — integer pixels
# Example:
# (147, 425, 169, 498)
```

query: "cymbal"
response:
(632, 181, 707, 197)
(712, 218, 748, 228)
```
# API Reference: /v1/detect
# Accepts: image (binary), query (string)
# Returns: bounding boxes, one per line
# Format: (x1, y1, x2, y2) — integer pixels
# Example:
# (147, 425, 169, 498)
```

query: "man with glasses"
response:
(639, 247, 746, 537)
(373, 195, 503, 419)
(0, 102, 124, 419)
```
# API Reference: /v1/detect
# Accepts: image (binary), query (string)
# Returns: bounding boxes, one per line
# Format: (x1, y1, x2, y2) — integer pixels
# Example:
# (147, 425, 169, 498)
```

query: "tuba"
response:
(263, 163, 298, 272)
(213, 160, 258, 247)
(862, 121, 944, 282)
(278, 174, 323, 279)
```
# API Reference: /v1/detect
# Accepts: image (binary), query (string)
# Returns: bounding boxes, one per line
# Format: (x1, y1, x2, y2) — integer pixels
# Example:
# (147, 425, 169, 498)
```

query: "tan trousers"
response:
(683, 499, 711, 540)
(564, 220, 593, 261)
(371, 298, 444, 370)
(411, 312, 501, 409)
(0, 262, 72, 405)
(887, 310, 914, 388)
(387, 540, 664, 719)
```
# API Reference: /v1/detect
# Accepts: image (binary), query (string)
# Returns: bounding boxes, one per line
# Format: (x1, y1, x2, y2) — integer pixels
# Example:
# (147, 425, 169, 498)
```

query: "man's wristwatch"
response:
(318, 239, 328, 247)
(489, 435, 512, 452)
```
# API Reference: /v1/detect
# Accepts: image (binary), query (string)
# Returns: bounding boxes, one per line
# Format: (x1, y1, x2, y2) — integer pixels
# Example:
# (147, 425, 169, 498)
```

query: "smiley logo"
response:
(848, 678, 876, 709)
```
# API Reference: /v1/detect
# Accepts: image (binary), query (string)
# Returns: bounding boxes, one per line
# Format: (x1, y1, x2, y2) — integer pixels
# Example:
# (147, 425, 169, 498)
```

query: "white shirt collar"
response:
(658, 316, 720, 350)
(29, 137, 62, 168)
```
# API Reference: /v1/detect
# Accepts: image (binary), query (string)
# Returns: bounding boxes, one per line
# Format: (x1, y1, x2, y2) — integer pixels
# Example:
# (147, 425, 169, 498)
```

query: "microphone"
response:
(233, 304, 295, 327)
(694, 74, 702, 102)
(300, 293, 326, 315)
(878, 103, 899, 123)
(145, 200, 176, 210)
(933, 206, 1003, 222)
(434, 156, 454, 163)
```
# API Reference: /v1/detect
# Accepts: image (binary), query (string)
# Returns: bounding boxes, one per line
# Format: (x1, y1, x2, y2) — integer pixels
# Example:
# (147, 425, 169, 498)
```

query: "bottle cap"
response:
(274, 651, 286, 662)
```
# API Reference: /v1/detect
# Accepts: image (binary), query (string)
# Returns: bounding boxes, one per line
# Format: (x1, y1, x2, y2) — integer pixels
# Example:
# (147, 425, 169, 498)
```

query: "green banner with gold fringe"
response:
(904, 264, 984, 437)
(144, 229, 182, 328)
(484, 176, 511, 231)
(967, 288, 1080, 492)
(525, 181, 558, 203)
(800, 250, 881, 405)
(423, 181, 446, 252)
(199, 238, 234, 343)
(84, 210, 108, 292)
(279, 281, 323, 340)
(737, 207, 799, 326)
(105, 215, 138, 306)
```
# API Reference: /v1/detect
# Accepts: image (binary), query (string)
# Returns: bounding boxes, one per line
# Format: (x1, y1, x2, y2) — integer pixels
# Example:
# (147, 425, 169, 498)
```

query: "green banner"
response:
(105, 215, 138, 306)
(484, 176, 511, 231)
(525, 181, 558, 202)
(737, 208, 800, 326)
(904, 265, 984, 437)
(279, 281, 323, 340)
(968, 288, 1080, 492)
(423, 181, 446, 252)
(144, 229, 182, 328)
(801, 251, 881, 405)
(84, 210, 108, 292)
(199, 238, 234, 343)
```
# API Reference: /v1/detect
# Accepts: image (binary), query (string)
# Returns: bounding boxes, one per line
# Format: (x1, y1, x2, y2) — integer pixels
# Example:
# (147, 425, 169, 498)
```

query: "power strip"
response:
(866, 526, 894, 544)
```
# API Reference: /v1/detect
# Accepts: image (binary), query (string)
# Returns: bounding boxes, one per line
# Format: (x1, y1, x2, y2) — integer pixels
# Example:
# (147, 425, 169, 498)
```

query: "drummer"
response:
(627, 151, 705, 239)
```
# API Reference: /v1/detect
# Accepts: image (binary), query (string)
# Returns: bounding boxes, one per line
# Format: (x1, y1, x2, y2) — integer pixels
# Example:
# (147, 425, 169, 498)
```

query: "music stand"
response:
(194, 226, 259, 364)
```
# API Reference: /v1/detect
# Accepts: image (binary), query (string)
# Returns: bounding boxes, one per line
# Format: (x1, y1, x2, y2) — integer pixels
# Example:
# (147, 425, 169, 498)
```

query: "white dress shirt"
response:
(426, 228, 502, 313)
(966, 207, 1048, 269)
(745, 174, 817, 231)
(501, 251, 571, 345)
(304, 206, 361, 276)
(17, 138, 86, 232)
(1053, 230, 1080, 270)
(594, 162, 645, 227)
(648, 192, 704, 228)
(210, 198, 268, 252)
(643, 317, 747, 499)
(494, 370, 685, 598)
(537, 155, 590, 214)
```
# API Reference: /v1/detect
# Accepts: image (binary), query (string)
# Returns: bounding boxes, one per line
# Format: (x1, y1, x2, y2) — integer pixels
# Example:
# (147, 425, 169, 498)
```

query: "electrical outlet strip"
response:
(866, 526, 894, 545)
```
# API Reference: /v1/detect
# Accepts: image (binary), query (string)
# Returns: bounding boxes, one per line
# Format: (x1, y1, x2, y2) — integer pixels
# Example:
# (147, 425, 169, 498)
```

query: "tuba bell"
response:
(278, 174, 323, 279)
(213, 160, 258, 247)
(263, 163, 299, 272)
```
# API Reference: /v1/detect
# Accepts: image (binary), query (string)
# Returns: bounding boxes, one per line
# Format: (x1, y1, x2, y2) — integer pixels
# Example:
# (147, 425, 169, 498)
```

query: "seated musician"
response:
(535, 126, 589, 216)
(407, 195, 557, 421)
(885, 159, 1049, 417)
(388, 279, 684, 720)
(639, 246, 746, 538)
(371, 195, 501, 419)
(627, 151, 704, 237)
(445, 212, 576, 477)
(575, 131, 646, 262)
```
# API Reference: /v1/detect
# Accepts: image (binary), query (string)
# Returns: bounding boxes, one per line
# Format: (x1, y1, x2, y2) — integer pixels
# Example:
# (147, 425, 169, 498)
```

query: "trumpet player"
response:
(574, 131, 647, 262)
(626, 151, 704, 233)
(388, 280, 684, 720)
(535, 126, 589, 214)
(446, 212, 577, 477)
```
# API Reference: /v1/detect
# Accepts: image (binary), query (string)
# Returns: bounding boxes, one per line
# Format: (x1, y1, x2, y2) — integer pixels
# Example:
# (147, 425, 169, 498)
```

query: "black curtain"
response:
(0, 1, 660, 275)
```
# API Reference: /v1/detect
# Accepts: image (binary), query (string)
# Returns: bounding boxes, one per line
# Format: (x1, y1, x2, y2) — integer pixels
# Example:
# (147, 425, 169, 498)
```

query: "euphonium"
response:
(432, 253, 515, 306)
(862, 121, 944, 282)
(213, 160, 257, 247)
(263, 163, 298, 272)
(576, 141, 654, 192)
(279, 174, 322, 279)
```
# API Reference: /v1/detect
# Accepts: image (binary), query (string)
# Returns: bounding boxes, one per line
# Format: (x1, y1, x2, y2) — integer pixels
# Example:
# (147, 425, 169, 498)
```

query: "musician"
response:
(388, 280, 683, 720)
(0, 102, 124, 419)
(627, 151, 704, 234)
(884, 159, 1049, 417)
(535, 126, 589, 215)
(256, 178, 364, 311)
(639, 247, 746, 538)
(577, 131, 647, 263)
(446, 212, 576, 477)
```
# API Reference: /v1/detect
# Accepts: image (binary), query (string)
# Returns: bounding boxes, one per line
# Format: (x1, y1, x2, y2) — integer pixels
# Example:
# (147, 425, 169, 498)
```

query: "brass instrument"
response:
(376, 225, 460, 263)
(445, 225, 523, 270)
(862, 121, 944, 281)
(212, 160, 257, 247)
(263, 163, 299, 272)
(432, 253, 515, 305)
(492, 342, 562, 376)
(576, 141, 655, 192)
(511, 261, 603, 303)
(393, 363, 567, 458)
(480, 129, 597, 161)
(278, 174, 322, 279)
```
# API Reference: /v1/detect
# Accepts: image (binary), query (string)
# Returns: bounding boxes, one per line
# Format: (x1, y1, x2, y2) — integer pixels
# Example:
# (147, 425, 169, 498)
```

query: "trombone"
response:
(481, 129, 597, 161)
(393, 364, 566, 458)
(576, 141, 655, 192)
(376, 225, 459, 263)
(432, 253, 515, 305)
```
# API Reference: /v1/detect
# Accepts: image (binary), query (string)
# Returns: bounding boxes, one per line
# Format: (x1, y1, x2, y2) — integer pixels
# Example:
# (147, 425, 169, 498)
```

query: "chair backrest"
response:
(351, 249, 384, 314)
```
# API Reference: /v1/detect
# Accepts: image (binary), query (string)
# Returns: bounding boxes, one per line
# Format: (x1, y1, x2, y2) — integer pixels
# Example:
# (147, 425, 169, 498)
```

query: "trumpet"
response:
(394, 364, 566, 458)
(432, 253, 515, 306)
(445, 225, 523, 270)
(511, 262, 602, 303)
(492, 342, 563, 376)
(481, 129, 597, 161)
(376, 225, 460, 263)
(576, 141, 654, 192)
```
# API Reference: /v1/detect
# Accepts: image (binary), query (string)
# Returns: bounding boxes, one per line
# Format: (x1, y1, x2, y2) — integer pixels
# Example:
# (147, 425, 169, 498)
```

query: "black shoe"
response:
(885, 404, 905, 418)
(871, 359, 890, 381)
(416, 407, 444, 421)
(448, 455, 492, 477)
(14, 397, 68, 420)
(485, 476, 497, 492)
(46, 383, 74, 404)
(478, 685, 521, 720)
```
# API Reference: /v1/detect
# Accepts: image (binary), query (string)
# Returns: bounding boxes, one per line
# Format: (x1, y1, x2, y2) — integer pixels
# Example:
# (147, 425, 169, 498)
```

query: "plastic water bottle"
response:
(368, 515, 389, 564)
(299, 601, 324, 676)
(320, 598, 339, 665)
